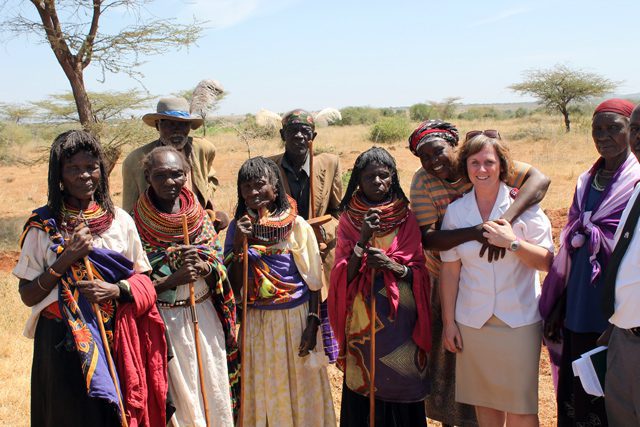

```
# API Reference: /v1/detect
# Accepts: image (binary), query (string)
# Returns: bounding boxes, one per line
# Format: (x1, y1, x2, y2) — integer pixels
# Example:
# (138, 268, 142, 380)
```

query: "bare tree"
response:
(1, 1, 204, 128)
(510, 65, 618, 132)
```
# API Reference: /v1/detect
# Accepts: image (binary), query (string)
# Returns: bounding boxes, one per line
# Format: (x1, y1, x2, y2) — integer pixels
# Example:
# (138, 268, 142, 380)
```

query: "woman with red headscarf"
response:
(540, 98, 640, 426)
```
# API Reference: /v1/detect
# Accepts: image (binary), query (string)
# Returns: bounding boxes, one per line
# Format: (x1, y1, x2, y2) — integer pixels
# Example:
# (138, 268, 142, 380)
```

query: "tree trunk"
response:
(561, 108, 571, 132)
(67, 69, 95, 129)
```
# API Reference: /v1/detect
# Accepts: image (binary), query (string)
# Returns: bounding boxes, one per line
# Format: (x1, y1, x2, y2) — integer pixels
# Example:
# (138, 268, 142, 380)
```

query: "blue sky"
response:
(1, 0, 638, 115)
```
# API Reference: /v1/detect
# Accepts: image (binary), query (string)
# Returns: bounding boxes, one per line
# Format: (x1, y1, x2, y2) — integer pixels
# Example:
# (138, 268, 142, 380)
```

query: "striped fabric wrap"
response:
(20, 206, 132, 418)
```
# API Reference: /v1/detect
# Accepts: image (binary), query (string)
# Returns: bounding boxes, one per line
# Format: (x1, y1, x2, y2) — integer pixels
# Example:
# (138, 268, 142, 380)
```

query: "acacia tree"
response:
(1, 0, 203, 128)
(0, 103, 33, 124)
(31, 89, 156, 170)
(510, 65, 617, 132)
(33, 89, 153, 122)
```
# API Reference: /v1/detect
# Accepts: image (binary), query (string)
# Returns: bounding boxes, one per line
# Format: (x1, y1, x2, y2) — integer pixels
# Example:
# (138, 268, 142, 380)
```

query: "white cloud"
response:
(470, 6, 533, 27)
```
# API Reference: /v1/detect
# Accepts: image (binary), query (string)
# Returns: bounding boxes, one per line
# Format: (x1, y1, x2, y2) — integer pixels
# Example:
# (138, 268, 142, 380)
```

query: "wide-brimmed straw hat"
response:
(142, 97, 204, 129)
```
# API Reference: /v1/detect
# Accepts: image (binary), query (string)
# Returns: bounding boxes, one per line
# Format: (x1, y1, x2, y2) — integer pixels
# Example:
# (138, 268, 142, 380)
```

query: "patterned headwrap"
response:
(281, 109, 315, 130)
(408, 119, 459, 156)
(593, 98, 635, 118)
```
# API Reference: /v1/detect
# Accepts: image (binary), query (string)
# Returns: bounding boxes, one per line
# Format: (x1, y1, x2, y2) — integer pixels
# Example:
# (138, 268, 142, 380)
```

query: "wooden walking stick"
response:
(369, 265, 377, 427)
(238, 234, 249, 427)
(83, 257, 129, 427)
(309, 140, 315, 220)
(76, 210, 128, 427)
(181, 214, 211, 427)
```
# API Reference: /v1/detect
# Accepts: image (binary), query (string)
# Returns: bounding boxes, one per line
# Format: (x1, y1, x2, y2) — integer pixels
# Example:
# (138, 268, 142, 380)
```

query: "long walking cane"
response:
(369, 265, 376, 427)
(309, 140, 315, 220)
(77, 209, 128, 427)
(238, 235, 249, 427)
(181, 214, 211, 427)
(83, 257, 129, 427)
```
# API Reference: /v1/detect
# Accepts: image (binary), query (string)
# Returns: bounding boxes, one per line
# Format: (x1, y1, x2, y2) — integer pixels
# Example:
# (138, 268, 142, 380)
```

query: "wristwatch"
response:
(508, 238, 521, 252)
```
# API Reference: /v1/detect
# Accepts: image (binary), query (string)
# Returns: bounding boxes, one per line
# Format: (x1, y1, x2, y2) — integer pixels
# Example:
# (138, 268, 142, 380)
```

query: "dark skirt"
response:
(424, 276, 478, 426)
(557, 328, 607, 426)
(31, 315, 120, 427)
(340, 382, 426, 427)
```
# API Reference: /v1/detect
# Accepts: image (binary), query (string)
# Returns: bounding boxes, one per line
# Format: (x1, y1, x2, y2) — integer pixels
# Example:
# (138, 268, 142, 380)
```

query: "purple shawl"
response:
(539, 153, 640, 319)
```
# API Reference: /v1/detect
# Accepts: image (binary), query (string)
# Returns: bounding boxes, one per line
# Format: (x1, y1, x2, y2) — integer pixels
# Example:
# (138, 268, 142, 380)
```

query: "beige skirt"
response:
(241, 302, 336, 427)
(456, 316, 541, 414)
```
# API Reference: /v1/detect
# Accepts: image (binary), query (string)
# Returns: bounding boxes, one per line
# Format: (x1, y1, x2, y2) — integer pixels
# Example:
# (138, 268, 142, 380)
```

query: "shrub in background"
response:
(336, 106, 381, 126)
(409, 103, 433, 121)
(369, 116, 411, 143)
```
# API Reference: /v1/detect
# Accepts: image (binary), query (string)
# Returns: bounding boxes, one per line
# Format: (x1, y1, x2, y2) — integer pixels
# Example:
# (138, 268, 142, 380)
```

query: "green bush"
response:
(409, 103, 433, 121)
(457, 107, 501, 121)
(380, 108, 406, 118)
(368, 116, 411, 143)
(336, 107, 381, 126)
(514, 107, 529, 118)
(341, 169, 352, 190)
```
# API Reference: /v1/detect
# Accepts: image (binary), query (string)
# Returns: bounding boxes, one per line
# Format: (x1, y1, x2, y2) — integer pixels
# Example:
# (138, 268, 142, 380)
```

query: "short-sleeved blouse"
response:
(410, 160, 531, 276)
(13, 207, 151, 338)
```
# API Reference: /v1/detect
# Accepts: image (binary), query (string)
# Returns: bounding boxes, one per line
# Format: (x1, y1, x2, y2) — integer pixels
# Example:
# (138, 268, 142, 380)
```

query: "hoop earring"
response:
(59, 182, 64, 192)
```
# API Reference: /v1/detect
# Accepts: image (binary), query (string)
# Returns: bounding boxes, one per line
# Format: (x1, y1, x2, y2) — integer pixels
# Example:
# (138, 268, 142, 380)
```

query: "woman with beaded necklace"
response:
(329, 147, 431, 426)
(13, 130, 165, 426)
(540, 98, 640, 426)
(224, 156, 336, 427)
(132, 146, 238, 426)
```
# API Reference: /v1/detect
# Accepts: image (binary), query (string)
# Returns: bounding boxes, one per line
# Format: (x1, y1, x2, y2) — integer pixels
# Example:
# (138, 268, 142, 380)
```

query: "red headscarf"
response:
(593, 98, 635, 117)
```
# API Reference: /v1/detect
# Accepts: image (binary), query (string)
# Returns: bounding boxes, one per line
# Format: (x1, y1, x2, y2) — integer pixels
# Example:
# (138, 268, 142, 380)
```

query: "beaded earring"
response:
(59, 182, 64, 192)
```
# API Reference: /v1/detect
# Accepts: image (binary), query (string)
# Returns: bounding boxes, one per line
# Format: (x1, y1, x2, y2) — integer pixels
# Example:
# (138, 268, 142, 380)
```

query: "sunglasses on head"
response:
(465, 129, 501, 141)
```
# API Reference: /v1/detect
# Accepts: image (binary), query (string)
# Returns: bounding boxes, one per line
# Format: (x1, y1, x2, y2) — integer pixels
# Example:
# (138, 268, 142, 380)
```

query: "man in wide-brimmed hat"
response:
(122, 97, 226, 229)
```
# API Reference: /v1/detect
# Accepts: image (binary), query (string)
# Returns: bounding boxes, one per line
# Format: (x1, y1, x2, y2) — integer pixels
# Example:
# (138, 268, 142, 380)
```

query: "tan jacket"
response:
(269, 152, 342, 299)
(121, 137, 218, 213)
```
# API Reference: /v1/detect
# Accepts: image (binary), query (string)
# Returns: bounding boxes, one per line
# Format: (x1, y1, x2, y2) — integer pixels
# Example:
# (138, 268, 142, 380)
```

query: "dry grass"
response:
(0, 114, 598, 426)
(0, 274, 31, 427)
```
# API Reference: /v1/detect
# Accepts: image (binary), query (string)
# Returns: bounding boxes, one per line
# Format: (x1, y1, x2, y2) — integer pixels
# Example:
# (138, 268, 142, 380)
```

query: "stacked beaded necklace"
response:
(59, 201, 114, 236)
(246, 195, 298, 246)
(134, 187, 204, 248)
(346, 189, 409, 235)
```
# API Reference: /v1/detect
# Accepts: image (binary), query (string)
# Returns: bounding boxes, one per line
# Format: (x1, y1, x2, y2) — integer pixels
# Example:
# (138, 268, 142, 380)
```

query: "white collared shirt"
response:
(440, 183, 554, 329)
(610, 184, 640, 329)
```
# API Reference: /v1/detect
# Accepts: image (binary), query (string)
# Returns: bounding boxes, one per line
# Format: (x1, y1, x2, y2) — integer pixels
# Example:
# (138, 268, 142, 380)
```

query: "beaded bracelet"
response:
(232, 252, 244, 262)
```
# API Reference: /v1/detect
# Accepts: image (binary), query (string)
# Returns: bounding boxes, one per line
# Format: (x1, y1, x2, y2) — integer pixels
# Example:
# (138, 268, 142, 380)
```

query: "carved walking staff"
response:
(181, 214, 211, 427)
(369, 265, 376, 427)
(238, 235, 249, 427)
(83, 256, 129, 427)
